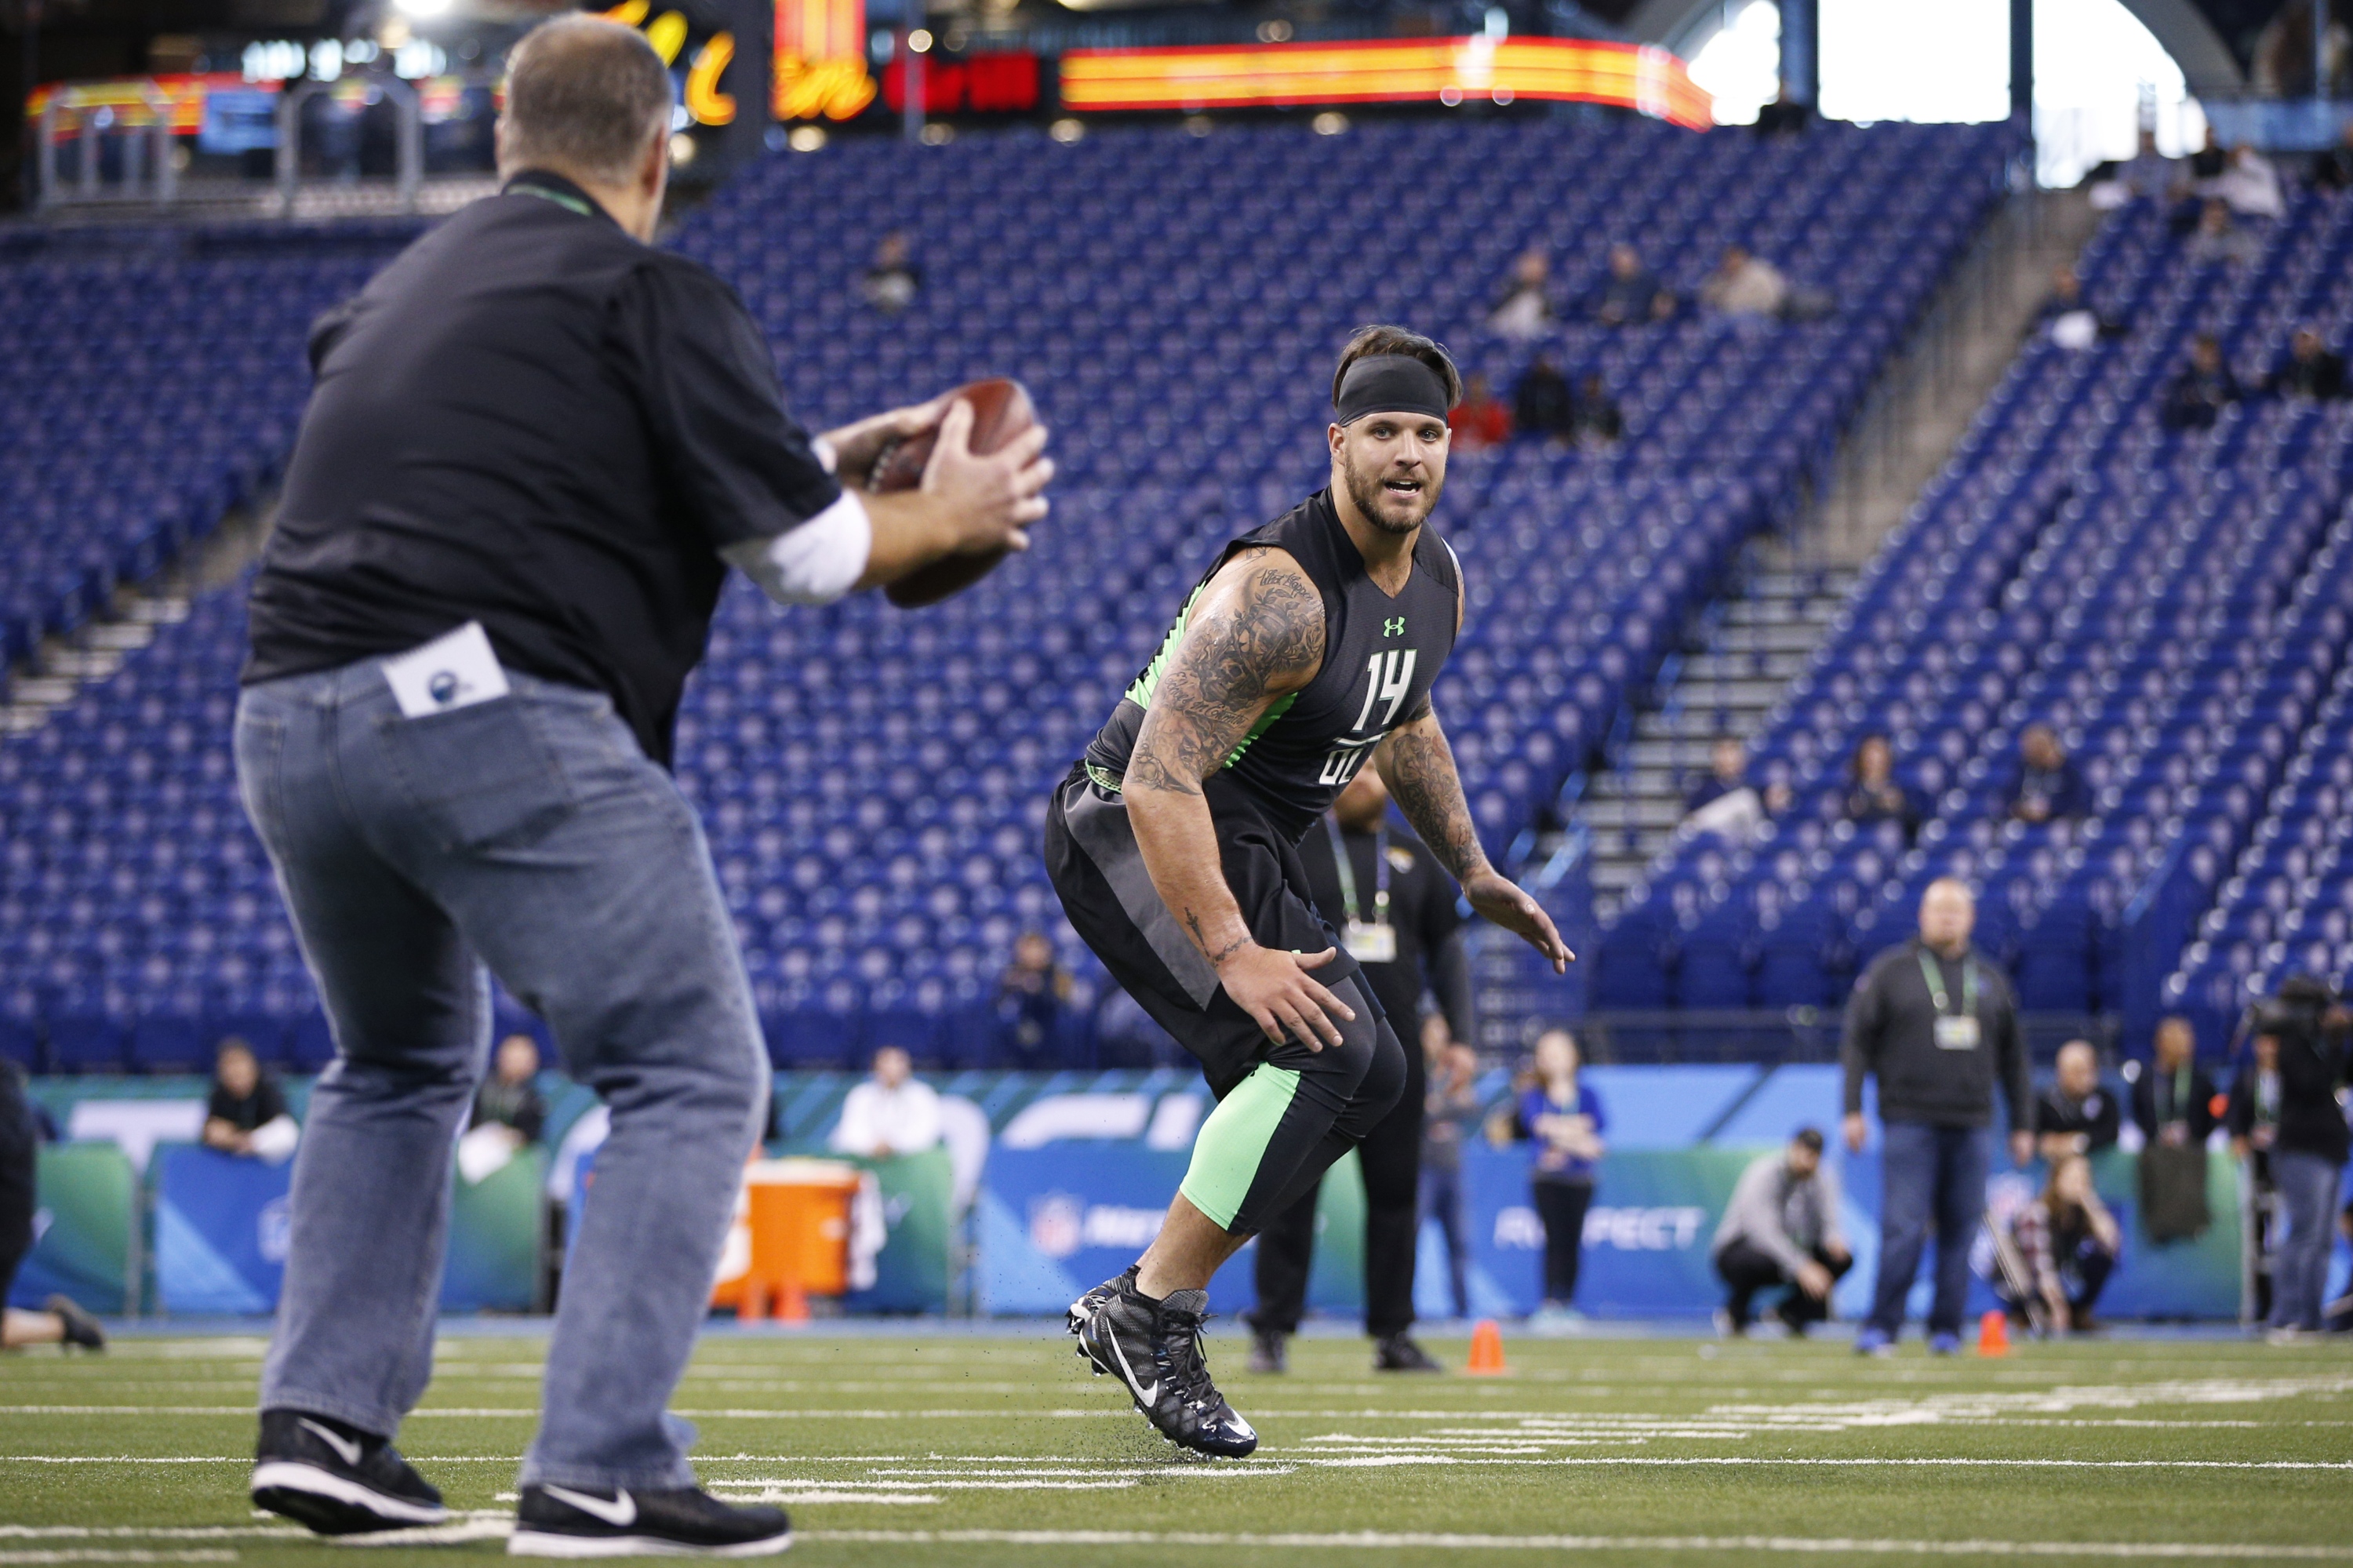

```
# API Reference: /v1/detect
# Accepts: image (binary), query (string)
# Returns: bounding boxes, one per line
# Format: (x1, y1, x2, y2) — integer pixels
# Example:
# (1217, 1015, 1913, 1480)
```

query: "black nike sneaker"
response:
(508, 1483, 792, 1558)
(1373, 1332, 1442, 1372)
(250, 1409, 449, 1535)
(1067, 1264, 1140, 1374)
(45, 1295, 104, 1351)
(1076, 1280, 1257, 1458)
(1247, 1326, 1288, 1374)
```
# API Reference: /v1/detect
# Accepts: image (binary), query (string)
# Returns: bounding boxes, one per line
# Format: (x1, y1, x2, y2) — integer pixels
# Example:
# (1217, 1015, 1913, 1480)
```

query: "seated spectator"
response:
(860, 231, 920, 313)
(1570, 373, 1622, 446)
(2133, 1015, 2220, 1148)
(2162, 333, 2243, 430)
(471, 1033, 548, 1147)
(996, 930, 1075, 1065)
(2035, 1039, 2121, 1162)
(1489, 249, 1557, 340)
(829, 1045, 941, 1159)
(1447, 372, 1513, 451)
(1594, 244, 1676, 327)
(2004, 723, 2089, 824)
(2106, 128, 2177, 203)
(1511, 354, 1575, 442)
(2186, 126, 2228, 185)
(2263, 327, 2348, 401)
(1686, 737, 1751, 814)
(2314, 122, 2353, 192)
(1995, 1151, 2119, 1333)
(2037, 265, 2126, 351)
(1711, 1127, 1851, 1337)
(202, 1038, 296, 1161)
(2188, 198, 2260, 266)
(1682, 737, 1787, 846)
(1841, 733, 1919, 842)
(1700, 245, 1789, 319)
(2216, 143, 2285, 219)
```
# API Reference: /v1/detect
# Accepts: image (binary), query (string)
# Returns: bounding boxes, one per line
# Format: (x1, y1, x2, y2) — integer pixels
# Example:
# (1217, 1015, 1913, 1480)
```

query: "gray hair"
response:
(500, 15, 672, 186)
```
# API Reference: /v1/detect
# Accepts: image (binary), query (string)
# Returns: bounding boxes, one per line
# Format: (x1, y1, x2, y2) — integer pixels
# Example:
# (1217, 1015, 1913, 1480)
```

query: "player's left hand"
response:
(1463, 869, 1573, 973)
(822, 393, 954, 486)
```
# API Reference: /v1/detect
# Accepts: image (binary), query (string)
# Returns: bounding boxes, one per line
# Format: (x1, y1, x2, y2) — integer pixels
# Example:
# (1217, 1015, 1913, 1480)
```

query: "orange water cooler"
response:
(710, 1157, 863, 1321)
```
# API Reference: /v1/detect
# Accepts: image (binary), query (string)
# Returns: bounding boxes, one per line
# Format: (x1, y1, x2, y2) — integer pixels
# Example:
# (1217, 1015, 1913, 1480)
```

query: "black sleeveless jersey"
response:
(1082, 489, 1462, 843)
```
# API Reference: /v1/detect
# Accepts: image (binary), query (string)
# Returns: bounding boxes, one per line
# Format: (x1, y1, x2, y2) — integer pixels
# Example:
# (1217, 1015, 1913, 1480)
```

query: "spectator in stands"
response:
(859, 231, 920, 313)
(2263, 328, 2348, 401)
(2005, 724, 2089, 824)
(1447, 373, 1513, 451)
(2233, 979, 2351, 1341)
(2216, 143, 2286, 220)
(202, 1038, 295, 1160)
(1686, 737, 1750, 814)
(471, 1034, 549, 1146)
(1517, 1028, 1605, 1327)
(1420, 1035, 1482, 1321)
(2133, 1015, 2220, 1148)
(829, 1045, 942, 1159)
(1512, 354, 1576, 443)
(2313, 122, 2353, 192)
(1, 1061, 105, 1352)
(1571, 374, 1623, 447)
(996, 930, 1075, 1067)
(1711, 1127, 1851, 1337)
(1683, 737, 1788, 846)
(1842, 878, 2033, 1355)
(2111, 128, 2177, 202)
(1595, 244, 1676, 327)
(2187, 199, 2260, 267)
(1995, 1151, 2119, 1333)
(2187, 126, 2228, 185)
(2035, 1039, 2120, 1162)
(1700, 244, 1790, 319)
(2162, 333, 2244, 430)
(2037, 265, 2126, 351)
(1841, 733, 1919, 842)
(1489, 249, 1557, 340)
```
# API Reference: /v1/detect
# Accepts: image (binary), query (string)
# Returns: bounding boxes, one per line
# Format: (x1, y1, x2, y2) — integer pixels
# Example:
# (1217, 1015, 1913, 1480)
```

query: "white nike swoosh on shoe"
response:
(298, 1419, 364, 1468)
(1100, 1320, 1160, 1406)
(542, 1485, 637, 1527)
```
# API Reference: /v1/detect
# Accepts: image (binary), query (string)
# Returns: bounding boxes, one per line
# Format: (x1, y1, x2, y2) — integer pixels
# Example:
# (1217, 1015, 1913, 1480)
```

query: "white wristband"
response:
(722, 490, 872, 606)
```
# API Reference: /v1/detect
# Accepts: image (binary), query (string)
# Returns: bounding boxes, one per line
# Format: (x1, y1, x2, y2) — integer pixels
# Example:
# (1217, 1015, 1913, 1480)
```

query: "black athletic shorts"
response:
(0, 1097, 36, 1308)
(1043, 766, 1374, 1100)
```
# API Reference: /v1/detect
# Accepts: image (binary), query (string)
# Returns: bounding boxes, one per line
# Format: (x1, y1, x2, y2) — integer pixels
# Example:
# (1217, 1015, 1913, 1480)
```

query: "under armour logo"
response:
(1384, 617, 1406, 637)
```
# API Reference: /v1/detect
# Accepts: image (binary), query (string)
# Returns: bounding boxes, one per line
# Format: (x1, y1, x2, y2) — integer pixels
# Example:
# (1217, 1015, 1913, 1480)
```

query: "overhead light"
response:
(918, 121, 954, 144)
(907, 27, 933, 52)
(1311, 110, 1347, 134)
(668, 132, 696, 165)
(1049, 117, 1085, 142)
(1255, 18, 1292, 41)
(787, 124, 827, 151)
(394, 0, 451, 18)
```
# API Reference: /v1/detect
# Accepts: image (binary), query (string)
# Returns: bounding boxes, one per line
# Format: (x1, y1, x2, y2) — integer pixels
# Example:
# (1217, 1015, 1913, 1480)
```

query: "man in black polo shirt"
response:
(234, 16, 1049, 1555)
(1246, 767, 1474, 1374)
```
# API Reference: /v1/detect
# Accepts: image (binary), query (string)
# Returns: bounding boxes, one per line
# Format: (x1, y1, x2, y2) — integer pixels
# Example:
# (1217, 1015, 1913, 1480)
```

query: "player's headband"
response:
(1334, 355, 1453, 425)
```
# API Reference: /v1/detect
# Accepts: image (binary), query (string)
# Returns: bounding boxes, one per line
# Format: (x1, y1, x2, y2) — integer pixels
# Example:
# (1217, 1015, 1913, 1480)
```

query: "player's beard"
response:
(1341, 450, 1440, 536)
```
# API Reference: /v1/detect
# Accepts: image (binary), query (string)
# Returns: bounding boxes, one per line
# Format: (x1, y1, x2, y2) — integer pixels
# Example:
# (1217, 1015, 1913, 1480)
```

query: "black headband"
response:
(1334, 354, 1452, 424)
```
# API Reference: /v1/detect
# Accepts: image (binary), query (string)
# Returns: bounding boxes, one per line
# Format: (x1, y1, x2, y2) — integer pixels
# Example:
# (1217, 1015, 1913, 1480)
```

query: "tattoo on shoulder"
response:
(1126, 552, 1326, 792)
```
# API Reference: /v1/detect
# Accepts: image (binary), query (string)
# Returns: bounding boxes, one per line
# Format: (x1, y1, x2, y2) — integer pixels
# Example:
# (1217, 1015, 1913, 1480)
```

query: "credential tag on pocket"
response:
(382, 621, 511, 719)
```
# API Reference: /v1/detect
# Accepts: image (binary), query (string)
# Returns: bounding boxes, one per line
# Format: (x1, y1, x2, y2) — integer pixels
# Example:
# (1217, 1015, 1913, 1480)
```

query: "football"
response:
(872, 377, 1037, 608)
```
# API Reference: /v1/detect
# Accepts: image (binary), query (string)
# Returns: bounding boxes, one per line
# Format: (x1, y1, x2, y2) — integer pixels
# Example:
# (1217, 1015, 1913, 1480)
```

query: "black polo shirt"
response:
(1295, 817, 1472, 1042)
(243, 170, 841, 766)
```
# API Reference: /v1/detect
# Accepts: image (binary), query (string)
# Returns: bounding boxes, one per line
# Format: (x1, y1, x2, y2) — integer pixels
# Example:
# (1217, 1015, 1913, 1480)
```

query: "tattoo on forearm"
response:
(1126, 552, 1326, 795)
(1384, 719, 1489, 884)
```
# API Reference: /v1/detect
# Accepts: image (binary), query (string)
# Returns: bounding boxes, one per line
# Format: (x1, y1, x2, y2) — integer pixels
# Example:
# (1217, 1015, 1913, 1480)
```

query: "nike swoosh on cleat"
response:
(1100, 1321, 1160, 1406)
(297, 1419, 363, 1468)
(541, 1486, 636, 1527)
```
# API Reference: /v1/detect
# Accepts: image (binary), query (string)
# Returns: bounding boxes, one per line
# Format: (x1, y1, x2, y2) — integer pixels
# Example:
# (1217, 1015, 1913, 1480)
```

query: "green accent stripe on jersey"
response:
(1223, 692, 1295, 766)
(1178, 1062, 1302, 1229)
(1125, 587, 1205, 709)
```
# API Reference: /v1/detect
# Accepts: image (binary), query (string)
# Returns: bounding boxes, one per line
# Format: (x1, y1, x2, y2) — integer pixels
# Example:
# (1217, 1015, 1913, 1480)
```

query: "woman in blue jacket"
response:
(1518, 1028, 1606, 1323)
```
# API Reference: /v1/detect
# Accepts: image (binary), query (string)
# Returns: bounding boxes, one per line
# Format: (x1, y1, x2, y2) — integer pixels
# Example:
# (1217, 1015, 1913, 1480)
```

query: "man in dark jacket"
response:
(1842, 878, 2032, 1355)
(2035, 1040, 2120, 1162)
(2132, 1015, 2219, 1147)
(1247, 767, 1475, 1375)
(2233, 980, 2351, 1339)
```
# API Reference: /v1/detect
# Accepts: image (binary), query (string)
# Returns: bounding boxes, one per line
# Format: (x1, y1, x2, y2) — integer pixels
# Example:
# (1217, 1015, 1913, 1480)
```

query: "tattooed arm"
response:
(1125, 549, 1356, 1048)
(1377, 707, 1573, 974)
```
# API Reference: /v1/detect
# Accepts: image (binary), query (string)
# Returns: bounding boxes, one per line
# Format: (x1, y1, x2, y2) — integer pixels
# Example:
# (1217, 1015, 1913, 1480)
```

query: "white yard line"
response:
(0, 1554, 238, 1565)
(793, 1531, 2353, 1559)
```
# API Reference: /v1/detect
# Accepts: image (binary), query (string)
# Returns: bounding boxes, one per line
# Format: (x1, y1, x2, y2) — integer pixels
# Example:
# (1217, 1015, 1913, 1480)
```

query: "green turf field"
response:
(3, 1326, 2350, 1565)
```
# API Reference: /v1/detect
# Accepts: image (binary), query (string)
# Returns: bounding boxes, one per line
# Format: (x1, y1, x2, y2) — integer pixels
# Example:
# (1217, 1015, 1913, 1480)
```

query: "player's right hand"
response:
(1217, 943, 1354, 1051)
(922, 398, 1052, 554)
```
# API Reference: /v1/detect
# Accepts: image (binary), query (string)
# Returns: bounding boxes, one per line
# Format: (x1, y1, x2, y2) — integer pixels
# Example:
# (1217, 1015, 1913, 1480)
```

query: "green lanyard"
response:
(1326, 815, 1390, 927)
(512, 181, 597, 220)
(1916, 949, 1979, 1016)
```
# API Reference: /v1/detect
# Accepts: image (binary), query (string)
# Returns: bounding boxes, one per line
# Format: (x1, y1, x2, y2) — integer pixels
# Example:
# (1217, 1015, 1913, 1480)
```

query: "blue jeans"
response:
(235, 660, 769, 1492)
(1418, 1163, 1470, 1319)
(2270, 1150, 2345, 1333)
(1868, 1121, 1989, 1338)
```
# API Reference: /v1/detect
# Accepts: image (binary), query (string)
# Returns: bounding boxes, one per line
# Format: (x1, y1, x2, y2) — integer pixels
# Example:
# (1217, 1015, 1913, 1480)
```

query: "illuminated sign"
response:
(1059, 37, 1713, 129)
(598, 0, 738, 126)
(880, 51, 1041, 115)
(24, 73, 245, 135)
(774, 0, 875, 122)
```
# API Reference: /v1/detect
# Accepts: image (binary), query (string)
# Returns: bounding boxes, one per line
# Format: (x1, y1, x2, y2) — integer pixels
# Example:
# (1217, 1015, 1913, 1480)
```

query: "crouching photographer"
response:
(2228, 977, 2351, 1341)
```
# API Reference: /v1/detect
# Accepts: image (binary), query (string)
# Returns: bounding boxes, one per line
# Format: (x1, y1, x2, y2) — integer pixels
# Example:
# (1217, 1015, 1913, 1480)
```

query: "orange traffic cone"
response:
(1465, 1318, 1509, 1376)
(774, 1276, 810, 1324)
(1977, 1308, 2010, 1357)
